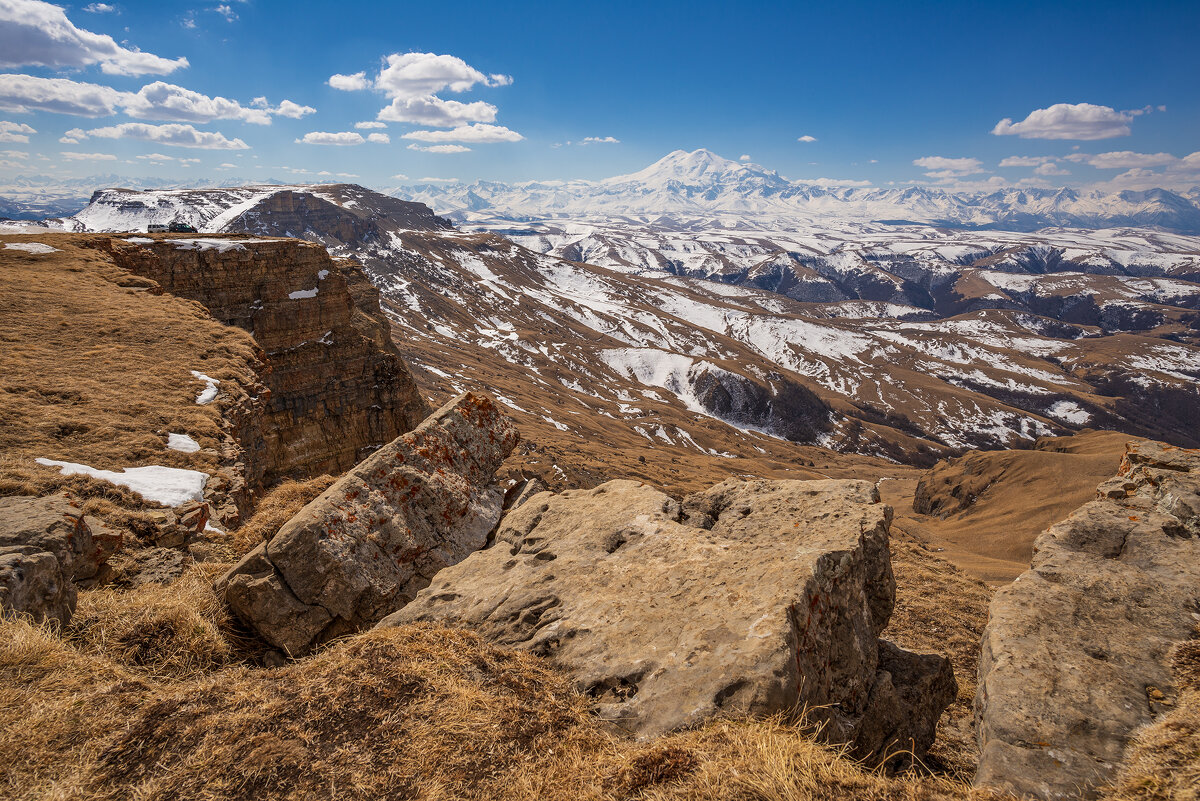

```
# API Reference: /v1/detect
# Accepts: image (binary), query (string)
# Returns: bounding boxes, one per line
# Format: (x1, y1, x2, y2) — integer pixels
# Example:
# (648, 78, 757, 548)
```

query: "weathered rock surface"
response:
(0, 495, 120, 624)
(975, 441, 1200, 800)
(103, 236, 430, 501)
(380, 477, 955, 761)
(218, 392, 519, 656)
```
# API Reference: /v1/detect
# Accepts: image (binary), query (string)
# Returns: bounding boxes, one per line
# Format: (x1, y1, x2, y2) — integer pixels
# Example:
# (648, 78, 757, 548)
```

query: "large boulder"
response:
(975, 441, 1200, 800)
(217, 392, 519, 656)
(380, 478, 955, 762)
(0, 495, 120, 625)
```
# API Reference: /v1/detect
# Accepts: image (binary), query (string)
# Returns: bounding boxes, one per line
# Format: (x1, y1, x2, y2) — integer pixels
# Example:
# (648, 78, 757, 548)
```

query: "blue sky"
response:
(1, 0, 1198, 192)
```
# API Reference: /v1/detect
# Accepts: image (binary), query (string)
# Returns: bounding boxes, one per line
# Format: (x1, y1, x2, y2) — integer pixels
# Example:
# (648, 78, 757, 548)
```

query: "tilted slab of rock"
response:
(975, 441, 1200, 800)
(218, 392, 519, 655)
(380, 478, 955, 761)
(0, 495, 120, 625)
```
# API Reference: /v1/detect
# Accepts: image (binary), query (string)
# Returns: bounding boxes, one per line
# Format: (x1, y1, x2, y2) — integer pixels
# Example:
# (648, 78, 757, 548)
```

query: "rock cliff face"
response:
(974, 441, 1200, 800)
(100, 236, 430, 493)
(381, 477, 956, 763)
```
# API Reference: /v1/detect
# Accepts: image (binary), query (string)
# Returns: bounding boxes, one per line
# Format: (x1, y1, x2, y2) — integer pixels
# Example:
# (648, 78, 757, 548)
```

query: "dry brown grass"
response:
(1103, 627, 1200, 801)
(884, 535, 995, 779)
(0, 234, 260, 522)
(230, 474, 335, 554)
(0, 610, 1003, 801)
(64, 564, 237, 680)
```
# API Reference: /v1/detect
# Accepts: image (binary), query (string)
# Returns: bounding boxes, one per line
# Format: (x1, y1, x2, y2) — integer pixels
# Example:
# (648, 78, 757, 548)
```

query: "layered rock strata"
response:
(975, 441, 1200, 799)
(101, 236, 429, 489)
(381, 477, 956, 762)
(218, 393, 519, 656)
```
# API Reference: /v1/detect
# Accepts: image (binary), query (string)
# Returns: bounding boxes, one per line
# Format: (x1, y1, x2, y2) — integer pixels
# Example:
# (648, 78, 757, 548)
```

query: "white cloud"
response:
(390, 173, 409, 180)
(581, 136, 619, 144)
(135, 152, 199, 164)
(1064, 150, 1178, 169)
(60, 150, 115, 160)
(58, 126, 84, 143)
(122, 81, 272, 124)
(998, 155, 1056, 167)
(797, 135, 817, 143)
(85, 122, 249, 149)
(407, 143, 470, 153)
(1033, 162, 1070, 176)
(296, 130, 364, 145)
(0, 0, 187, 75)
(401, 123, 522, 143)
(416, 177, 459, 183)
(83, 2, 114, 11)
(739, 154, 750, 161)
(273, 99, 316, 119)
(913, 156, 985, 177)
(377, 95, 496, 126)
(0, 74, 314, 125)
(296, 130, 391, 146)
(374, 52, 511, 100)
(803, 177, 872, 188)
(328, 72, 368, 91)
(215, 162, 235, 169)
(991, 103, 1152, 140)
(354, 120, 386, 129)
(0, 119, 35, 142)
(0, 73, 127, 116)
(214, 4, 236, 22)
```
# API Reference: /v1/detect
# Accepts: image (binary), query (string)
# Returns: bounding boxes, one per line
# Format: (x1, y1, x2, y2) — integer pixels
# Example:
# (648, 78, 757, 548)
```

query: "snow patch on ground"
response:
(35, 458, 208, 506)
(289, 287, 319, 299)
(4, 242, 58, 254)
(190, 371, 219, 405)
(166, 433, 200, 453)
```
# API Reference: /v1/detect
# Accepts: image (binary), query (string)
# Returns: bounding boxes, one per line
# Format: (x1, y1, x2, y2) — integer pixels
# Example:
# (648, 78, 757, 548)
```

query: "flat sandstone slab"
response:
(381, 477, 955, 761)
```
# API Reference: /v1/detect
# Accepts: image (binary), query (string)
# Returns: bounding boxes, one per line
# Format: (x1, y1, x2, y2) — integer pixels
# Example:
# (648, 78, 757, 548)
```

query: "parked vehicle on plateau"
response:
(168, 221, 198, 233)
(147, 224, 168, 233)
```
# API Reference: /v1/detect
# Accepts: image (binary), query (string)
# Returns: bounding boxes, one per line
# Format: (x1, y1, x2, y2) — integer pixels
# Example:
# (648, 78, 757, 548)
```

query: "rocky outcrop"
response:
(0, 495, 120, 625)
(380, 477, 955, 762)
(975, 441, 1200, 800)
(102, 236, 430, 495)
(218, 393, 519, 656)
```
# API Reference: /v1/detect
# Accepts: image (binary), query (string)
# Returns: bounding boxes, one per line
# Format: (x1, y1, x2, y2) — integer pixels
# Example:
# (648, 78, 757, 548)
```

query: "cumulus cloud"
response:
(296, 130, 390, 146)
(0, 0, 187, 75)
(739, 154, 750, 161)
(998, 155, 1056, 167)
(0, 73, 126, 116)
(406, 143, 470, 153)
(913, 156, 985, 177)
(0, 74, 312, 125)
(796, 135, 817, 143)
(328, 71, 368, 91)
(123, 81, 272, 124)
(1064, 150, 1178, 169)
(58, 126, 84, 143)
(213, 3, 236, 22)
(803, 177, 872, 188)
(990, 103, 1157, 140)
(60, 150, 115, 160)
(377, 95, 496, 126)
(401, 123, 523, 143)
(374, 52, 511, 100)
(581, 136, 619, 144)
(83, 2, 114, 11)
(0, 119, 35, 142)
(354, 120, 386, 129)
(85, 122, 249, 149)
(136, 152, 199, 164)
(1033, 162, 1070, 176)
(273, 99, 316, 119)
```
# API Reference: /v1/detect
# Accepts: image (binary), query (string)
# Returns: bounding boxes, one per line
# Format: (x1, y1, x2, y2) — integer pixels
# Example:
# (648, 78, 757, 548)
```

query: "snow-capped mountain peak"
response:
(604, 148, 772, 187)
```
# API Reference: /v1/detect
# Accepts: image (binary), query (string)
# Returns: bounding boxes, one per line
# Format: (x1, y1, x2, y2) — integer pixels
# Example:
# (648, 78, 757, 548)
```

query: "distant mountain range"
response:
(394, 148, 1200, 233)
